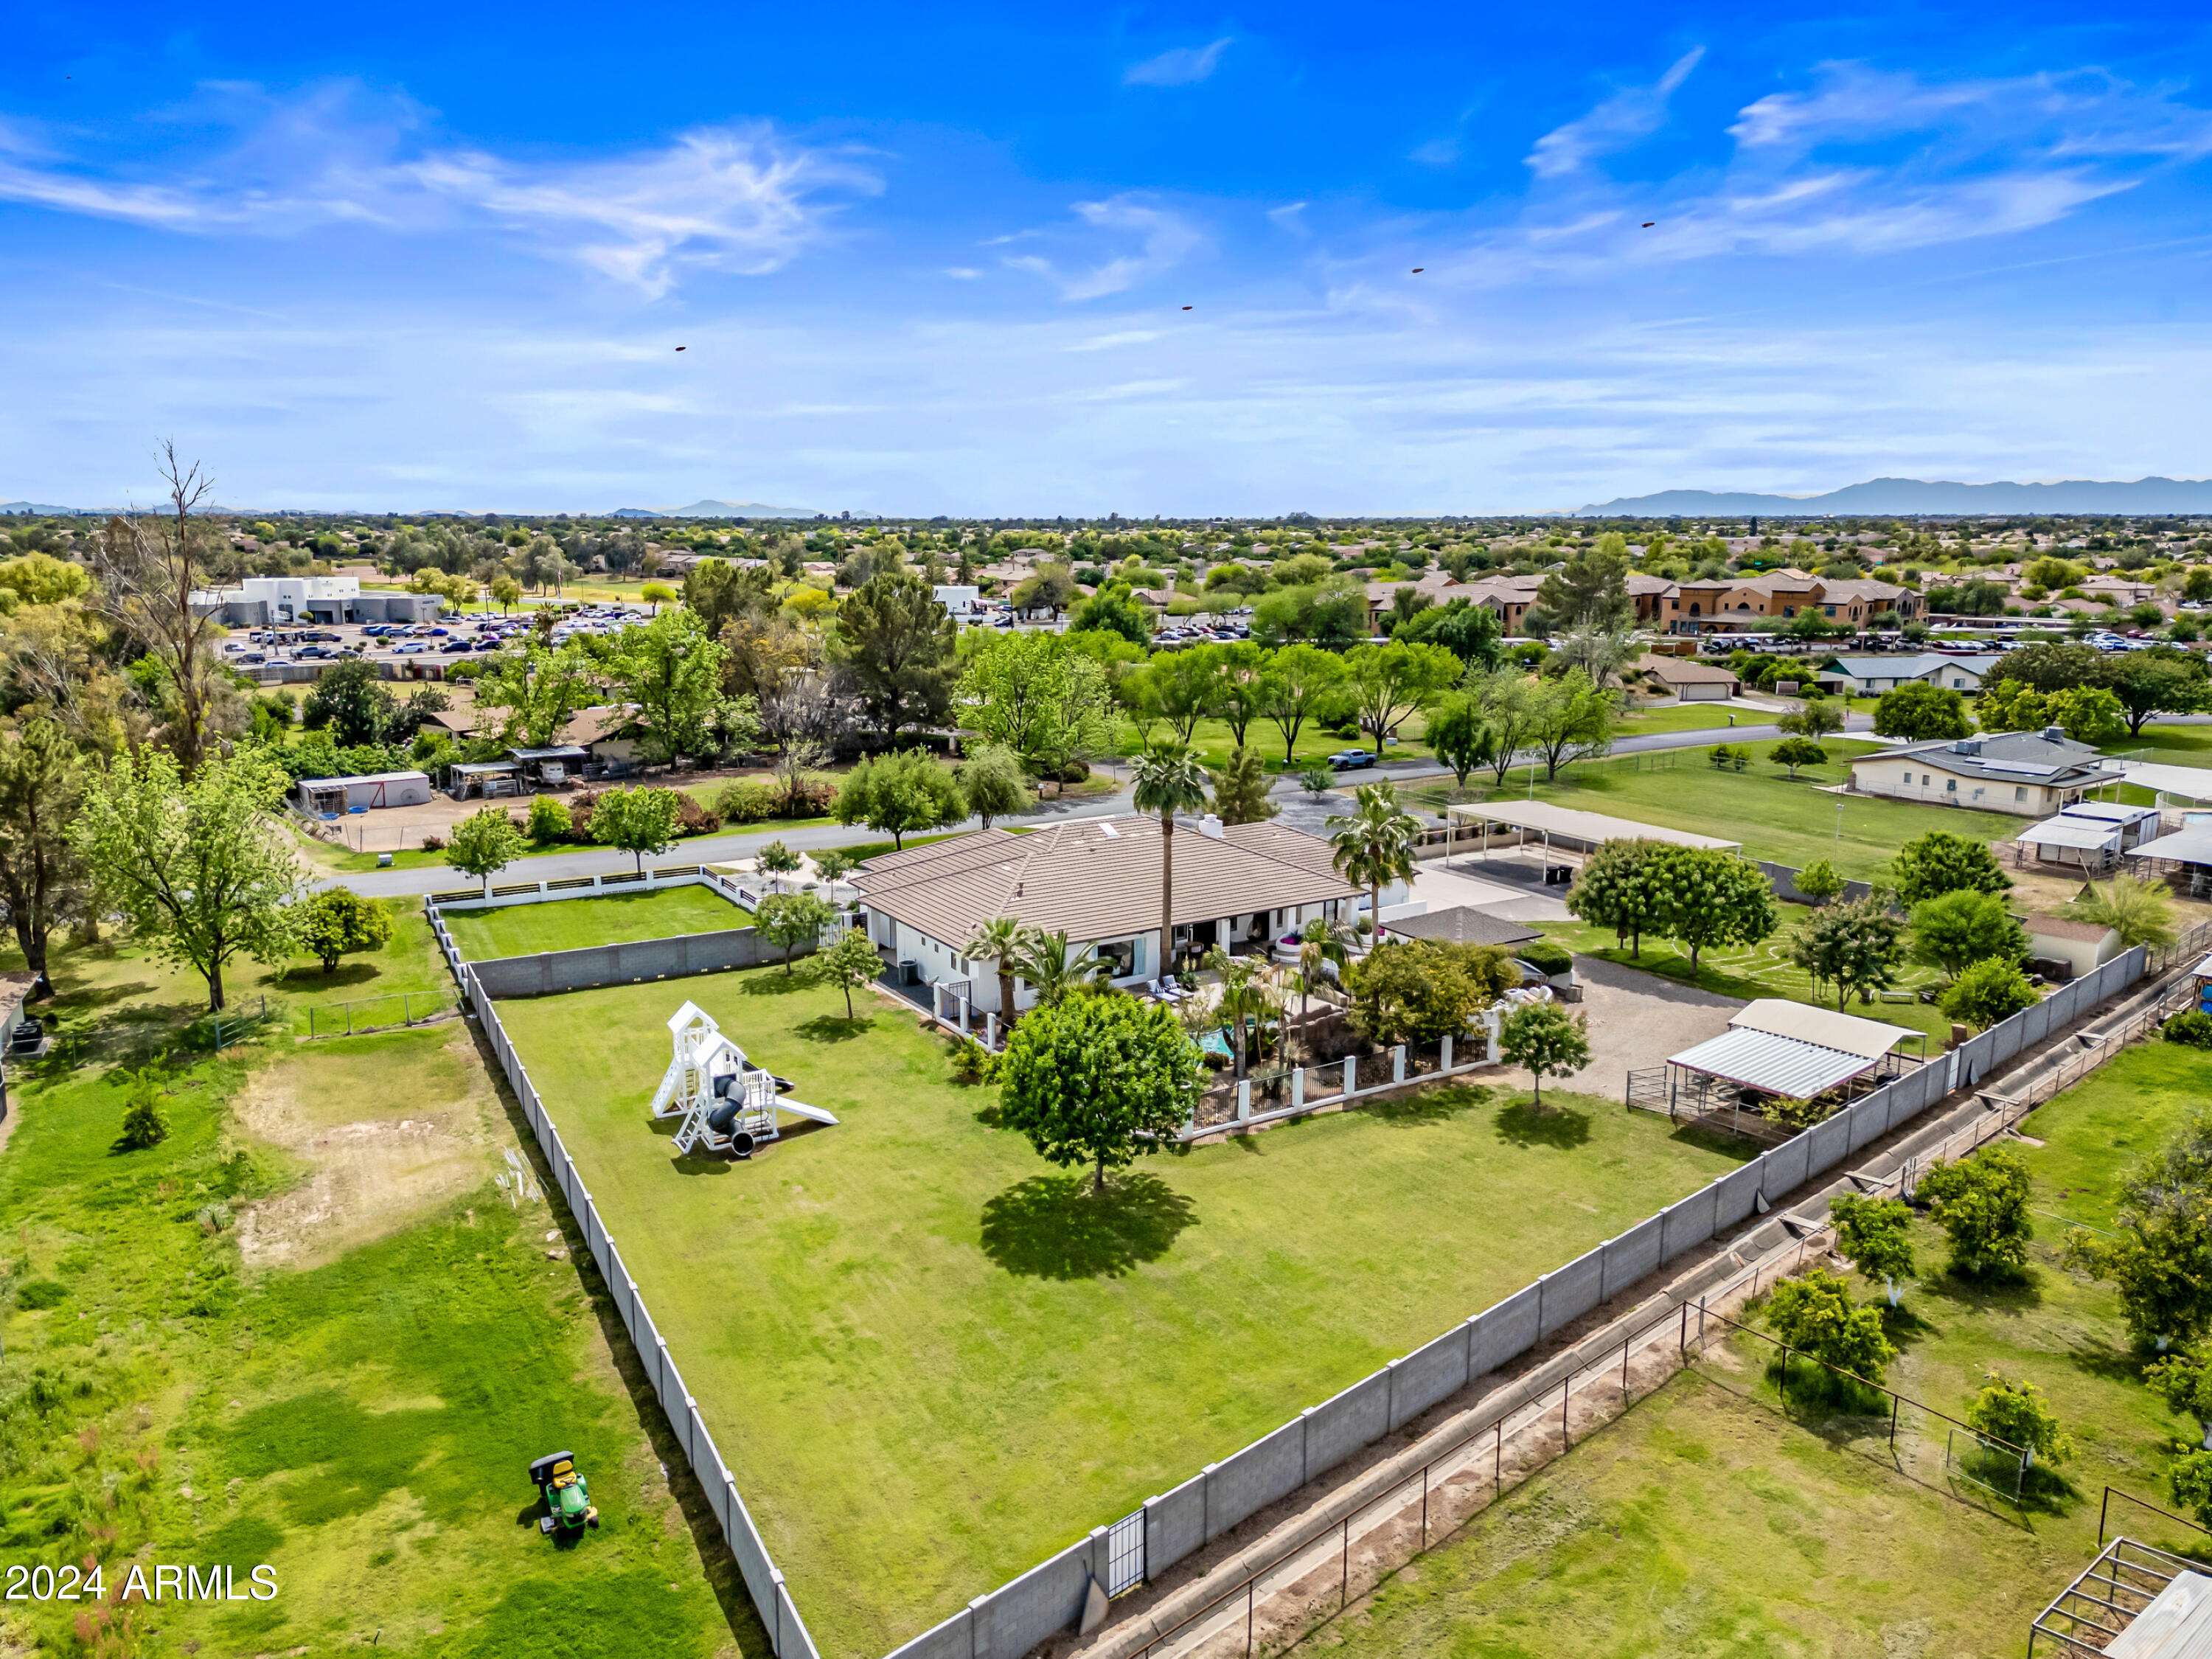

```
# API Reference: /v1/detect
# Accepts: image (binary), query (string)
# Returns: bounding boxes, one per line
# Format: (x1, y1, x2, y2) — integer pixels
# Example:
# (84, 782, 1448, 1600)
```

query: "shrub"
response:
(15, 1278, 66, 1310)
(1766, 1268, 1895, 1384)
(1515, 939, 1573, 977)
(2165, 1011, 2212, 1051)
(1938, 957, 2039, 1029)
(119, 1073, 169, 1150)
(785, 776, 839, 817)
(1965, 1371, 2073, 1467)
(1921, 1147, 2034, 1277)
(1768, 1095, 1836, 1131)
(526, 795, 572, 845)
(419, 833, 445, 852)
(758, 840, 801, 874)
(568, 788, 600, 842)
(948, 1036, 1001, 1086)
(674, 795, 719, 835)
(717, 779, 779, 822)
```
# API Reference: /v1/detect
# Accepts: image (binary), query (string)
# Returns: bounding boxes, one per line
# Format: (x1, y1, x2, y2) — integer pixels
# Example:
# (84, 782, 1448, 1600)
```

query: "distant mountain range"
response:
(1, 501, 108, 516)
(609, 498, 818, 519)
(1571, 476, 2212, 518)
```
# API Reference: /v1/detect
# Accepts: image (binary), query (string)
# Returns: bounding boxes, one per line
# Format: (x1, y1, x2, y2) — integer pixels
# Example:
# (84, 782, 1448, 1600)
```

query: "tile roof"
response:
(1383, 907, 1542, 947)
(852, 817, 1357, 950)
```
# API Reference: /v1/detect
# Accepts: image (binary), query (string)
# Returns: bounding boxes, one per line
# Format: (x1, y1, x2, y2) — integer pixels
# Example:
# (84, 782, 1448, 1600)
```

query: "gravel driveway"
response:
(1551, 955, 1745, 1102)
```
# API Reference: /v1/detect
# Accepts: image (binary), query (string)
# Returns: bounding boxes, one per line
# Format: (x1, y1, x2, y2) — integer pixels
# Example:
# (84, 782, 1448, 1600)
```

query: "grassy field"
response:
(1613, 701, 1743, 736)
(444, 886, 749, 960)
(1315, 1040, 2212, 1659)
(1422, 737, 2028, 883)
(493, 970, 1755, 1656)
(0, 945, 749, 1657)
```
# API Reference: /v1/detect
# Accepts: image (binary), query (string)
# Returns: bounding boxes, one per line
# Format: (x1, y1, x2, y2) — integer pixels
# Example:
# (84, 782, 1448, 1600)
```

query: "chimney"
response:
(1197, 814, 1225, 840)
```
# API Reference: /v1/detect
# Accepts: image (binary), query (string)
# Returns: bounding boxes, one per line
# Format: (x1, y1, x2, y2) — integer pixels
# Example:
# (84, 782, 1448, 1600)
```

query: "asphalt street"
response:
(330, 708, 1859, 899)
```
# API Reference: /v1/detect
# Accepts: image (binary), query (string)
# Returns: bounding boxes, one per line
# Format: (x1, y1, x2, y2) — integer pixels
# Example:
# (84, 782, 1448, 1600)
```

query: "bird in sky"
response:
(1411, 267, 1424, 273)
(1641, 222, 1655, 228)
(1181, 305, 1192, 310)
(675, 345, 687, 351)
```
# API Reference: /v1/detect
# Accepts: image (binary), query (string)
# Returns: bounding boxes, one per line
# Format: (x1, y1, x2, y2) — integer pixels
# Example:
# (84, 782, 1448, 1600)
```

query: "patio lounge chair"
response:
(1147, 978, 1190, 1003)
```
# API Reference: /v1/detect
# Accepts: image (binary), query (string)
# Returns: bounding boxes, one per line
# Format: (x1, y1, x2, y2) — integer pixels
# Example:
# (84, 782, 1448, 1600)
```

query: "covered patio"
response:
(1444, 801, 1742, 887)
(1628, 999, 1923, 1143)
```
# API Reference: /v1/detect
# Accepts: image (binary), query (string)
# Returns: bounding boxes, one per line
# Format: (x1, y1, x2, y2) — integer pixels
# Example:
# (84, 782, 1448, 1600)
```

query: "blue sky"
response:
(5, 1, 2212, 515)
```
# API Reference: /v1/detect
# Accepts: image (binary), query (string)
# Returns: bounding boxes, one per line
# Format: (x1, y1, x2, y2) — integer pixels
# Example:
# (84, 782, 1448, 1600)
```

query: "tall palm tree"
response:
(1011, 928, 1100, 1009)
(1293, 917, 1351, 1063)
(1131, 743, 1211, 981)
(1202, 947, 1283, 1082)
(2066, 873, 2179, 951)
(965, 915, 1032, 1021)
(1326, 781, 1423, 943)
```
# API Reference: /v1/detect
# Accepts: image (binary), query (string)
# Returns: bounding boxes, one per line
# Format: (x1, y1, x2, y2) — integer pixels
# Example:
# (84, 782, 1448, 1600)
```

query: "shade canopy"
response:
(1445, 801, 1740, 852)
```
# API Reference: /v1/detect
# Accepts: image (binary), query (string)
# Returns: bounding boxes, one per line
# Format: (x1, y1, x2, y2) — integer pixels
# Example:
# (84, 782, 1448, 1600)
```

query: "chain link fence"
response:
(303, 990, 462, 1040)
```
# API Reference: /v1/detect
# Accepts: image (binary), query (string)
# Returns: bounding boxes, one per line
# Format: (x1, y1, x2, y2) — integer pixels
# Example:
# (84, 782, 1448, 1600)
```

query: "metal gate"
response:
(1104, 1507, 1145, 1596)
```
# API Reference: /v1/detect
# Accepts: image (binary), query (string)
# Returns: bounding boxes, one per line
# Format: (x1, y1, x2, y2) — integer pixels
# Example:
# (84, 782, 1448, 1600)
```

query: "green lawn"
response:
(1613, 701, 1742, 736)
(493, 971, 1755, 1657)
(0, 959, 747, 1657)
(442, 886, 750, 961)
(1425, 737, 2029, 883)
(1317, 1040, 2212, 1659)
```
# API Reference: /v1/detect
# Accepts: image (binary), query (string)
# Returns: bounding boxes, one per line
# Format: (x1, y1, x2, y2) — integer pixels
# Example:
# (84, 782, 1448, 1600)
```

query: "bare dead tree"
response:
(86, 442, 240, 773)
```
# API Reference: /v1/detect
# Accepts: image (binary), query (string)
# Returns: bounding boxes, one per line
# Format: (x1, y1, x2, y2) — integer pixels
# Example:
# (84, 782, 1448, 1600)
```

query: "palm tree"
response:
(1202, 947, 1283, 1082)
(1010, 928, 1101, 1009)
(1293, 917, 1351, 1063)
(1131, 743, 1211, 981)
(1326, 782, 1423, 944)
(965, 915, 1032, 1021)
(2066, 874, 2180, 951)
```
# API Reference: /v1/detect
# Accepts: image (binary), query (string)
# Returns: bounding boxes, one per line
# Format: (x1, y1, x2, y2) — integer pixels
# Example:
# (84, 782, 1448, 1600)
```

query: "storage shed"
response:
(296, 771, 433, 815)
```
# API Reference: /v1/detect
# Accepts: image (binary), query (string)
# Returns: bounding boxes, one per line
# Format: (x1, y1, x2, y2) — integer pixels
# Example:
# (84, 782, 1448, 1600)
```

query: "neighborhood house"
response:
(1848, 728, 2118, 814)
(849, 816, 1373, 1012)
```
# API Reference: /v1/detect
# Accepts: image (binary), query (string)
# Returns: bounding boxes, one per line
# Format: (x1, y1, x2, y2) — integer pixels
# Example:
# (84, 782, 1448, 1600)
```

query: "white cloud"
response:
(1124, 38, 1234, 88)
(1526, 47, 1704, 178)
(944, 266, 983, 279)
(1408, 138, 1460, 167)
(0, 85, 877, 296)
(1005, 195, 1206, 301)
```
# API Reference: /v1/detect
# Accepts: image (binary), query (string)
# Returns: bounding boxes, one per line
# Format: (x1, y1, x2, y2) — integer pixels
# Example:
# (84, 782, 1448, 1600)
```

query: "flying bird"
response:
(1181, 306, 1192, 310)
(1641, 222, 1655, 228)
(675, 345, 687, 351)
(1411, 267, 1424, 274)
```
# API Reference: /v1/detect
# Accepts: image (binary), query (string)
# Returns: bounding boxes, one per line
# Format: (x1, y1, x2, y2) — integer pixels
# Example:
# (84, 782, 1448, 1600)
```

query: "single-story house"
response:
(849, 815, 1377, 1013)
(1848, 728, 2119, 815)
(1815, 653, 2005, 695)
(559, 706, 641, 771)
(1634, 653, 1740, 702)
(1382, 907, 1542, 948)
(2024, 914, 2124, 981)
(295, 770, 434, 815)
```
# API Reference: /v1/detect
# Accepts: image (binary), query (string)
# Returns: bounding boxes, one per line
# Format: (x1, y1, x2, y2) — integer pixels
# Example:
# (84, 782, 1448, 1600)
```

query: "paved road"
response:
(332, 710, 1864, 900)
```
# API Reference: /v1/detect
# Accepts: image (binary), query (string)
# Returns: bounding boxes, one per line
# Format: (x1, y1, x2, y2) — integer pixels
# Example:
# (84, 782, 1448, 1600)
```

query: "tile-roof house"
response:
(1848, 728, 2118, 815)
(850, 816, 1371, 1012)
(1634, 653, 1740, 701)
(1363, 569, 1464, 633)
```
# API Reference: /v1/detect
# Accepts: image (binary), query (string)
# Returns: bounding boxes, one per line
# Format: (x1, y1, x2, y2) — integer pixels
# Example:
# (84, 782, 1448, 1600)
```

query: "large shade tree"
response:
(69, 746, 300, 1010)
(998, 992, 1203, 1192)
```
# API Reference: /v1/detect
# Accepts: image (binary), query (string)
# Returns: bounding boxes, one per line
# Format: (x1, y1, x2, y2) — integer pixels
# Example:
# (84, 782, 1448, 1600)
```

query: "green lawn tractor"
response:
(529, 1451, 600, 1536)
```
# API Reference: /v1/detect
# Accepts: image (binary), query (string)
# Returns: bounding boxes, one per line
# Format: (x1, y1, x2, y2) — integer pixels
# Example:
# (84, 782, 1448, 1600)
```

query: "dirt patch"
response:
(1559, 956, 1744, 1096)
(234, 1032, 496, 1270)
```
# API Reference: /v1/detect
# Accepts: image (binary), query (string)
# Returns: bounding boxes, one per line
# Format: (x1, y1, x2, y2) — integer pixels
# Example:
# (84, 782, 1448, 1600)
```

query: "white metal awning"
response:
(1668, 1027, 1879, 1098)
(2020, 815, 2124, 852)
(2131, 826, 2212, 866)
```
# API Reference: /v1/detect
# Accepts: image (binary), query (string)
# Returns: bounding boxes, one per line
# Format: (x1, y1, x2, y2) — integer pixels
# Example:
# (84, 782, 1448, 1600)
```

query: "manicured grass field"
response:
(442, 885, 749, 960)
(1316, 1040, 2212, 1659)
(1428, 737, 2028, 883)
(493, 971, 1755, 1656)
(1613, 700, 1741, 735)
(0, 959, 745, 1657)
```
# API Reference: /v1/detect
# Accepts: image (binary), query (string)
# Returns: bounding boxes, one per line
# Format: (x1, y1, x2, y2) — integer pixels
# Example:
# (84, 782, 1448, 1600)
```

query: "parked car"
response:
(239, 651, 268, 664)
(392, 641, 428, 654)
(1327, 748, 1376, 769)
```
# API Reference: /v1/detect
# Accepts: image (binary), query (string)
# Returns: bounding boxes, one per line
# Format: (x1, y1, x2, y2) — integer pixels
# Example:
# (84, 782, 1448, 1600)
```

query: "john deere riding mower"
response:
(529, 1451, 600, 1536)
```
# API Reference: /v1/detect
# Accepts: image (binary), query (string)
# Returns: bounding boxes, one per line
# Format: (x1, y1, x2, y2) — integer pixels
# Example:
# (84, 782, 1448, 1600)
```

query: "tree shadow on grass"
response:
(1924, 1262, 2045, 1316)
(980, 1172, 1197, 1280)
(740, 970, 812, 995)
(1492, 1099, 1592, 1150)
(263, 961, 386, 992)
(1369, 1083, 1492, 1127)
(795, 1014, 874, 1044)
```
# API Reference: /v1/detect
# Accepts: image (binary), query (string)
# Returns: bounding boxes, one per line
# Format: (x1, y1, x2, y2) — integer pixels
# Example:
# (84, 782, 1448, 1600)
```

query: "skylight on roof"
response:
(1099, 823, 1119, 838)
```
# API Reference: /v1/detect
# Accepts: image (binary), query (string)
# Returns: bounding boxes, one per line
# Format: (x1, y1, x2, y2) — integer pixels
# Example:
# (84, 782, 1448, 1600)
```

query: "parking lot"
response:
(220, 601, 655, 677)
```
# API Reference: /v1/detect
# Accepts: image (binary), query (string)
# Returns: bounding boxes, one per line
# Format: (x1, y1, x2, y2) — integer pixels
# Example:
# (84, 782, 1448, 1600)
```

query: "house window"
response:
(2015, 786, 2027, 801)
(1945, 779, 1957, 793)
(1096, 937, 1138, 979)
